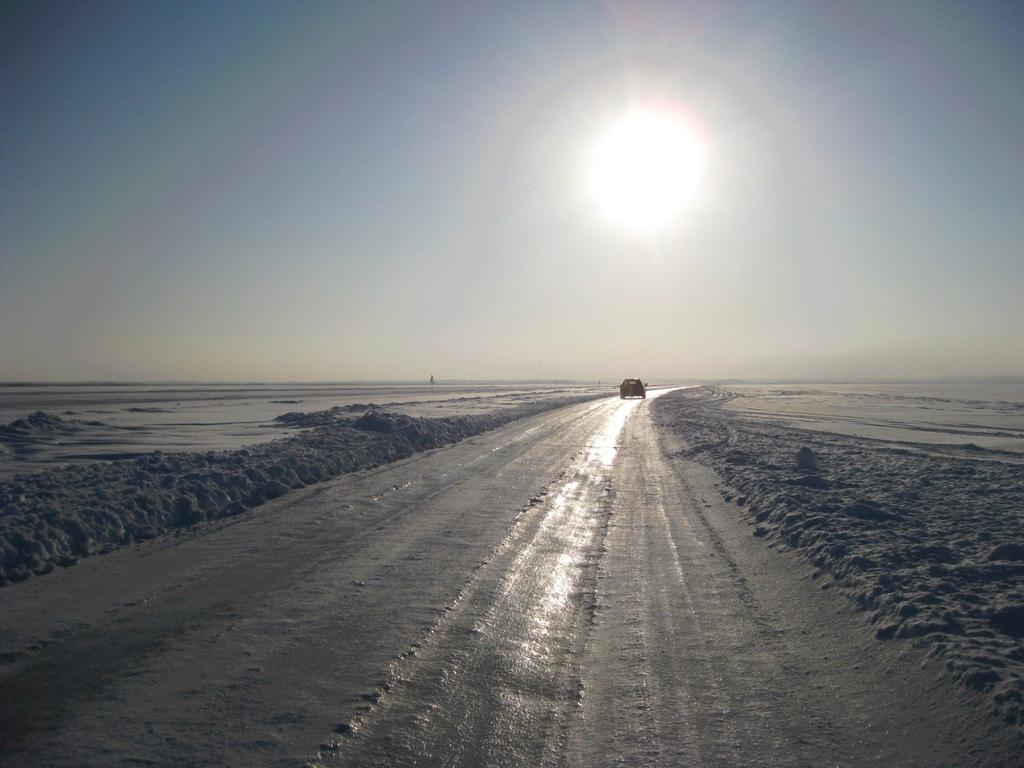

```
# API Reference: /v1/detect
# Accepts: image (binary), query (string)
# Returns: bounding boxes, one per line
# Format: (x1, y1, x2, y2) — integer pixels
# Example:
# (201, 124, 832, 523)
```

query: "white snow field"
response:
(655, 384, 1024, 726)
(0, 384, 607, 584)
(1, 387, 1020, 766)
(0, 382, 609, 480)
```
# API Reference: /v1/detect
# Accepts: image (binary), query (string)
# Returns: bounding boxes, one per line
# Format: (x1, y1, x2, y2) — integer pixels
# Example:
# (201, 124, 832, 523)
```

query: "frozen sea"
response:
(0, 382, 608, 480)
(2, 380, 1021, 482)
(724, 380, 1024, 458)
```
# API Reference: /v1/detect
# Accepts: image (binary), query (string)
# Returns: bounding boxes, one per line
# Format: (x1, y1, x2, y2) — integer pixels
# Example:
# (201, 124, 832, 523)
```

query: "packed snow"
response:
(654, 385, 1024, 724)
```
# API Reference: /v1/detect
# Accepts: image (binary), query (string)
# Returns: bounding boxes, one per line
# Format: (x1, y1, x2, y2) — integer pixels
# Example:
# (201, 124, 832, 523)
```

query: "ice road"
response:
(0, 390, 1016, 767)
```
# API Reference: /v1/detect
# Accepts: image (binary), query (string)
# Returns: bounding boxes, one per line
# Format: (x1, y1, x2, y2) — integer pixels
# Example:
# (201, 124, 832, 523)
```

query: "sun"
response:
(589, 109, 705, 230)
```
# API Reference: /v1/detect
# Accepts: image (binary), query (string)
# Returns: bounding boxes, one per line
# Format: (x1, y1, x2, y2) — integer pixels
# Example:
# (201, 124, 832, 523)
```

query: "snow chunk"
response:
(989, 543, 1024, 562)
(795, 446, 819, 472)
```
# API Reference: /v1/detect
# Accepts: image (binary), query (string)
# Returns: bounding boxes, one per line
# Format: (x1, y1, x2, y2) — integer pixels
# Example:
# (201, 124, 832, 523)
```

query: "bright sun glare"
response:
(589, 109, 705, 230)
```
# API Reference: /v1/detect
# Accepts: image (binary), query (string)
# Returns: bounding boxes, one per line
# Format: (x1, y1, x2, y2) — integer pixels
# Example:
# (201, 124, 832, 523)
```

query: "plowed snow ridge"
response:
(654, 387, 1024, 725)
(0, 396, 599, 585)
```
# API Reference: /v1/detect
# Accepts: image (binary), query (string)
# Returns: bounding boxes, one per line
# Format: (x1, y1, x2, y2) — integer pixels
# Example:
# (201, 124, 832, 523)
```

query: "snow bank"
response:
(0, 411, 103, 456)
(655, 387, 1024, 724)
(0, 396, 596, 586)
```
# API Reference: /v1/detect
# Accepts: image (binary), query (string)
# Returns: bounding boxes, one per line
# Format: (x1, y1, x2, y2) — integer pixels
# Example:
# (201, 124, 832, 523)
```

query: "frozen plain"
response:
(0, 383, 1021, 766)
(0, 383, 607, 582)
(0, 382, 608, 480)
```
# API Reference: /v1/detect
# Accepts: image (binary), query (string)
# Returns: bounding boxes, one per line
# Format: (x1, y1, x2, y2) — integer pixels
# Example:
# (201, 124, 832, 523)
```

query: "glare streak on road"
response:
(337, 396, 650, 767)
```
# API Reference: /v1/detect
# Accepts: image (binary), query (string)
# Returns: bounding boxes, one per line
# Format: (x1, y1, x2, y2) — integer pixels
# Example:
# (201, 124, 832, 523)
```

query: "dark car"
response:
(619, 378, 646, 399)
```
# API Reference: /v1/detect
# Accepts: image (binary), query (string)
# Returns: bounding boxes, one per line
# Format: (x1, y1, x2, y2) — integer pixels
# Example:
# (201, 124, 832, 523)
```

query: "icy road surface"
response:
(0, 391, 1016, 766)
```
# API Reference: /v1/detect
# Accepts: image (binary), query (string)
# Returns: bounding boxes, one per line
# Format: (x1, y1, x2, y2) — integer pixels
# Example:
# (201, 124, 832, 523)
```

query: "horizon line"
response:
(1, 375, 1022, 388)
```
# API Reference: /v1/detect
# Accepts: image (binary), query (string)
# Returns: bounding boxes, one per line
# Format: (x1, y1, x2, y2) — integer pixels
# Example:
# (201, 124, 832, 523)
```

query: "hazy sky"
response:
(2, 0, 1022, 381)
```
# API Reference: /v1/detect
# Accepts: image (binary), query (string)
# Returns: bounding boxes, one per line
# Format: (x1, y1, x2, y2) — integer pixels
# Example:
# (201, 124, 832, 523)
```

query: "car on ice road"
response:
(619, 379, 646, 399)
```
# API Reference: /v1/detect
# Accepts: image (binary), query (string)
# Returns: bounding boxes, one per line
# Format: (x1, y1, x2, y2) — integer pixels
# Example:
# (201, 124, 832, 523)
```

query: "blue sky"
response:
(2, 0, 1022, 381)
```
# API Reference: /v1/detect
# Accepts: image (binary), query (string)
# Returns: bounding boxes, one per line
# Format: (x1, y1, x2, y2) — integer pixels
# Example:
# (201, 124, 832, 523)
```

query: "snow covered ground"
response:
(0, 384, 607, 586)
(724, 381, 1024, 454)
(1, 389, 1019, 766)
(654, 384, 1024, 725)
(0, 383, 608, 480)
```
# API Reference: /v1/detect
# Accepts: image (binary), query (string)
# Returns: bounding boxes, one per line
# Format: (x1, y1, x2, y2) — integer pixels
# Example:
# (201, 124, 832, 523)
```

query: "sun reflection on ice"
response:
(513, 399, 644, 670)
(589, 399, 637, 467)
